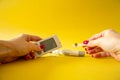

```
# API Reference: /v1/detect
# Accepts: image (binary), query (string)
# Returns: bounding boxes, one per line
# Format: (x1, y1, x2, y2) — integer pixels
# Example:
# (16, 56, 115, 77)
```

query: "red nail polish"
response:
(40, 45, 45, 49)
(31, 54, 35, 59)
(30, 53, 35, 59)
(24, 54, 31, 60)
(83, 40, 89, 44)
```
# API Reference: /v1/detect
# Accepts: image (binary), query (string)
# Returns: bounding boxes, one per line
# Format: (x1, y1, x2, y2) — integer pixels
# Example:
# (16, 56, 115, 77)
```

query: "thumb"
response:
(28, 43, 42, 52)
(87, 39, 102, 47)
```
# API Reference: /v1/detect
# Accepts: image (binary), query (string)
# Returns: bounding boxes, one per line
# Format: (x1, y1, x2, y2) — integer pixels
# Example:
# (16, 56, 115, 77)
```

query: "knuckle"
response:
(105, 29, 114, 33)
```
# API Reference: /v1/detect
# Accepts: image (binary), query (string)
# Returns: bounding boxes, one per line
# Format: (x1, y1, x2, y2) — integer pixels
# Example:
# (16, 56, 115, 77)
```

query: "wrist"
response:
(0, 40, 19, 62)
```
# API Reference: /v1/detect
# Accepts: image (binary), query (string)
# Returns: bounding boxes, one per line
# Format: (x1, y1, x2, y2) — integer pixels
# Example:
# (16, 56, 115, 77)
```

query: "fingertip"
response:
(24, 54, 32, 60)
(40, 45, 46, 49)
(92, 54, 101, 58)
(29, 43, 42, 52)
(30, 52, 36, 59)
(83, 40, 89, 44)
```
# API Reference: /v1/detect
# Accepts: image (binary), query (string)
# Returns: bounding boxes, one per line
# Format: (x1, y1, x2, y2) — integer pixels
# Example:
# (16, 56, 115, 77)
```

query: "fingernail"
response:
(31, 55, 36, 59)
(40, 45, 45, 49)
(83, 40, 89, 44)
(30, 53, 35, 59)
(24, 54, 32, 60)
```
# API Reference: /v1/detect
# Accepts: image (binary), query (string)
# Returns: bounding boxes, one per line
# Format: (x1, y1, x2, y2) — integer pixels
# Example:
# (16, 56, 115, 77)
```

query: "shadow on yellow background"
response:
(0, 0, 120, 80)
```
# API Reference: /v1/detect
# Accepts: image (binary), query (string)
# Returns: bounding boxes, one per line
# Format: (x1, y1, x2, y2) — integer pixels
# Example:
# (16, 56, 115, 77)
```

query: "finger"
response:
(24, 54, 32, 60)
(89, 32, 103, 40)
(86, 38, 102, 47)
(89, 29, 115, 40)
(27, 35, 42, 42)
(1, 57, 18, 64)
(20, 34, 42, 42)
(28, 43, 42, 52)
(86, 47, 103, 54)
(81, 40, 89, 47)
(110, 52, 120, 61)
(85, 47, 96, 54)
(83, 40, 89, 44)
(85, 47, 96, 51)
(92, 52, 110, 58)
(30, 52, 36, 59)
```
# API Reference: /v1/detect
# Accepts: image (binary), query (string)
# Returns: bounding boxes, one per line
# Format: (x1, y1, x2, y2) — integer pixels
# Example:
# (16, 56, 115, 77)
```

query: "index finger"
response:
(24, 34, 42, 42)
(89, 29, 115, 40)
(88, 31, 105, 40)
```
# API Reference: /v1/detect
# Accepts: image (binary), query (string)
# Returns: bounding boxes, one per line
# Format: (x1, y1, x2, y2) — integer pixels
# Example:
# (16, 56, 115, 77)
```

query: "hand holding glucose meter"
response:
(34, 35, 62, 57)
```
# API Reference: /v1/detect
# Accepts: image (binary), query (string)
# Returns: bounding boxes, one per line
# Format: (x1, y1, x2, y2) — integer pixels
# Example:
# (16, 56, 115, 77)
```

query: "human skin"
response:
(83, 29, 120, 61)
(0, 34, 42, 64)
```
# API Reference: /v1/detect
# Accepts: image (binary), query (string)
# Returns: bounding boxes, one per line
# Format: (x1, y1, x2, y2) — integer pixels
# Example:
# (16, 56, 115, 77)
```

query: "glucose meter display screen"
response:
(40, 38, 57, 52)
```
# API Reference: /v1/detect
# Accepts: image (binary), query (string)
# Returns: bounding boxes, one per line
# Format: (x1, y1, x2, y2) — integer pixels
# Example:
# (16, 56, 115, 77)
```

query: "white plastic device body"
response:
(35, 35, 62, 57)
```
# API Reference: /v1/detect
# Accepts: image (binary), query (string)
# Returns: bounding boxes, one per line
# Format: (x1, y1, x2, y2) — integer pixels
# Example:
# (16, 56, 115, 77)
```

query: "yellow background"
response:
(0, 0, 120, 80)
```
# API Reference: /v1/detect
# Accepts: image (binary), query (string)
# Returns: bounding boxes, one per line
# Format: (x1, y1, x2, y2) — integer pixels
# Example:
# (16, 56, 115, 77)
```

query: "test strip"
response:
(73, 43, 84, 47)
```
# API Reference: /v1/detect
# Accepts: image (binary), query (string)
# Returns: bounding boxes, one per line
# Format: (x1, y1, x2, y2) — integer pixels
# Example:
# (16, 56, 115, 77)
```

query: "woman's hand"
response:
(83, 29, 120, 61)
(0, 34, 42, 63)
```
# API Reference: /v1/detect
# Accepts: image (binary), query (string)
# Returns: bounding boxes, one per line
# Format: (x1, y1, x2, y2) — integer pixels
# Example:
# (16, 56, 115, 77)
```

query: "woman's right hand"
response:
(83, 29, 120, 61)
